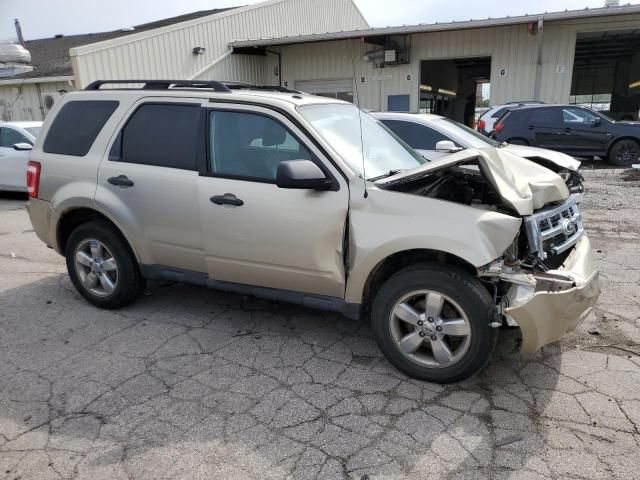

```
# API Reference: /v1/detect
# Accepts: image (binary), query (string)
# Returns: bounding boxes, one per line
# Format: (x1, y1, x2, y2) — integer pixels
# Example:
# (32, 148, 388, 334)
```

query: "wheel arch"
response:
(355, 248, 480, 318)
(606, 136, 640, 157)
(56, 207, 141, 262)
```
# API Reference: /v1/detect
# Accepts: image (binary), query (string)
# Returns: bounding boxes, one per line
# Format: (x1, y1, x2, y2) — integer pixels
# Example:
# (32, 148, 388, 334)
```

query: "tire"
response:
(507, 138, 529, 146)
(370, 263, 497, 383)
(608, 139, 640, 166)
(65, 220, 145, 309)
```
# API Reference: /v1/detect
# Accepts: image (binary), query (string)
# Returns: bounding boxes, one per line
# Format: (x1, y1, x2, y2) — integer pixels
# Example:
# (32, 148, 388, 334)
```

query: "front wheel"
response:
(608, 139, 640, 166)
(371, 264, 497, 383)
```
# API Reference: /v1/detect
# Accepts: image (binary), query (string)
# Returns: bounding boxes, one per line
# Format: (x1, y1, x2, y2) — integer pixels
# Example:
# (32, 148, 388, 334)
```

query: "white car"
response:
(477, 101, 544, 136)
(373, 112, 584, 195)
(0, 121, 41, 192)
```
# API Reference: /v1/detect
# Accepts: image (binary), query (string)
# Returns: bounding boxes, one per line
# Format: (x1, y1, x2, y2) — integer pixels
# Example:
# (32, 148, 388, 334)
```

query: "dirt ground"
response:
(0, 164, 639, 480)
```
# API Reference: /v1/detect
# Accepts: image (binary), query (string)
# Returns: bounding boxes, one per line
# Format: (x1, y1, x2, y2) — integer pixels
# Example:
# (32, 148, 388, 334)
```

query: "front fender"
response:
(345, 187, 522, 304)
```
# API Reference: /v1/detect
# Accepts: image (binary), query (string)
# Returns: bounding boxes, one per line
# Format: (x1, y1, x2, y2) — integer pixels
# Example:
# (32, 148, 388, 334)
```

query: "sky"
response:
(1, 0, 639, 41)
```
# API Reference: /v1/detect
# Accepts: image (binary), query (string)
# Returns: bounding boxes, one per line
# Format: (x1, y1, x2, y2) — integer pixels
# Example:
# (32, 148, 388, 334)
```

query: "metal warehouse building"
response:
(1, 0, 368, 120)
(231, 3, 640, 125)
(2, 0, 640, 125)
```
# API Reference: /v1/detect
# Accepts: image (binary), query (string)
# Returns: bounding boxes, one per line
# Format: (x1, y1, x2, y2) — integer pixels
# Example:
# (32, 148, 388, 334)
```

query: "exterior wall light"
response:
(192, 47, 206, 55)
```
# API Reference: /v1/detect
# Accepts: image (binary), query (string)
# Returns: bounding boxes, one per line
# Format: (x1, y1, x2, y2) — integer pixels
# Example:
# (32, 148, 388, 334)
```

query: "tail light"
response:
(478, 119, 486, 131)
(26, 161, 41, 199)
(494, 122, 505, 133)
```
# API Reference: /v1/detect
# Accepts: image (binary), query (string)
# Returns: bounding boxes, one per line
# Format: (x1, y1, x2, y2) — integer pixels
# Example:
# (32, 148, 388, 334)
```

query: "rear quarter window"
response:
(43, 100, 119, 156)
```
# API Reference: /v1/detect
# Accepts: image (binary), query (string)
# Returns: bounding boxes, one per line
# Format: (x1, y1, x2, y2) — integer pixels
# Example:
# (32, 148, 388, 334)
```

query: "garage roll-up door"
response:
(294, 78, 354, 95)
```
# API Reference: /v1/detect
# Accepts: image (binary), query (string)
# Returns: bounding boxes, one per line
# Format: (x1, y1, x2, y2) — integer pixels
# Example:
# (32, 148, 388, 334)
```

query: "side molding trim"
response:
(140, 265, 361, 320)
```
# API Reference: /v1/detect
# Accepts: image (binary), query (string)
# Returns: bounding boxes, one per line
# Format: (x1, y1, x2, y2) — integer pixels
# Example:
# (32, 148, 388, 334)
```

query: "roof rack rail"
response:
(223, 82, 303, 94)
(84, 80, 232, 92)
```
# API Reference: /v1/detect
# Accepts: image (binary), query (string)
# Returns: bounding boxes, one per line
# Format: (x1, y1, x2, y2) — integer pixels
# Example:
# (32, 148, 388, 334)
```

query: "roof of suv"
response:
(65, 83, 348, 111)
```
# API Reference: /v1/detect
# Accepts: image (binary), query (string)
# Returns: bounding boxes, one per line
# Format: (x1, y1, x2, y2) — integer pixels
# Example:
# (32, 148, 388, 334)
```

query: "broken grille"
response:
(524, 195, 584, 259)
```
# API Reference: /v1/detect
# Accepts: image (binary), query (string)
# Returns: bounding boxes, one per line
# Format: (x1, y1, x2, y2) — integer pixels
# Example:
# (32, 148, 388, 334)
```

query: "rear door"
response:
(0, 127, 31, 190)
(198, 103, 349, 298)
(96, 99, 207, 273)
(381, 119, 453, 161)
(527, 108, 565, 150)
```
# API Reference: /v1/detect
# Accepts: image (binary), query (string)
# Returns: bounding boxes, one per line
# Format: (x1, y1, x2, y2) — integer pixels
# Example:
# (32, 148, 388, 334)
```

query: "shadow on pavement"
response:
(0, 274, 563, 479)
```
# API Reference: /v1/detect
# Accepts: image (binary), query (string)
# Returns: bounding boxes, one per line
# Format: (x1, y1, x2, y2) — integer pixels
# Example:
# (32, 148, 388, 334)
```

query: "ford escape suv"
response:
(26, 80, 600, 383)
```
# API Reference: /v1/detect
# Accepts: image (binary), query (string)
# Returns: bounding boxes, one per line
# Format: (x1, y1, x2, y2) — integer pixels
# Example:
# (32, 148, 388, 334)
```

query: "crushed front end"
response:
(481, 195, 600, 353)
(376, 149, 600, 353)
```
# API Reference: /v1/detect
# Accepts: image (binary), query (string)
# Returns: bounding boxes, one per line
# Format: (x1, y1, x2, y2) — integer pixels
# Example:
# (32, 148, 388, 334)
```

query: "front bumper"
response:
(503, 234, 600, 354)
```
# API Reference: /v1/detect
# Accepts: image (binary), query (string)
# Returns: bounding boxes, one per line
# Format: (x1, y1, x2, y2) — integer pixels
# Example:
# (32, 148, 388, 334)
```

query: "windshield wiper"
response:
(368, 169, 407, 181)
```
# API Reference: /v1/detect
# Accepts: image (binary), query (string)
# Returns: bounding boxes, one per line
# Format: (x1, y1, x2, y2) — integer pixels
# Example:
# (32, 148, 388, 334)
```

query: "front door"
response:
(198, 104, 349, 298)
(560, 106, 611, 155)
(0, 127, 31, 191)
(96, 99, 206, 273)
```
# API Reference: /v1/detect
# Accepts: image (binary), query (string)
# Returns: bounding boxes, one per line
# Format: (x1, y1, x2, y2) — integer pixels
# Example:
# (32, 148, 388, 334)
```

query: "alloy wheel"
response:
(389, 290, 472, 368)
(74, 239, 118, 297)
(616, 141, 639, 164)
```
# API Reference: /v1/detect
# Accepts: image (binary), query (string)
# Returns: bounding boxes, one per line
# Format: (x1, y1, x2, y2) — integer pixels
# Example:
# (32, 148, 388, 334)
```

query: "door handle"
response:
(108, 175, 134, 187)
(210, 193, 244, 206)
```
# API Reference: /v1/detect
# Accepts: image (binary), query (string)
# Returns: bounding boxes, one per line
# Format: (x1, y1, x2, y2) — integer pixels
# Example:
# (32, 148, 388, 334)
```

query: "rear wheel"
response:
(608, 139, 640, 166)
(507, 138, 529, 146)
(370, 264, 497, 383)
(65, 221, 145, 309)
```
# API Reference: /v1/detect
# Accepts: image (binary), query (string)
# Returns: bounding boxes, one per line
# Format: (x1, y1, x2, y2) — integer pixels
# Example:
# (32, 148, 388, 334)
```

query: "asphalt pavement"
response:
(0, 165, 639, 479)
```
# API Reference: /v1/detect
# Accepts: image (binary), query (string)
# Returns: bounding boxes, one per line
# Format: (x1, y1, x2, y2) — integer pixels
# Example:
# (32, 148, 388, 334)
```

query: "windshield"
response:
(298, 103, 426, 180)
(25, 127, 41, 137)
(434, 118, 501, 148)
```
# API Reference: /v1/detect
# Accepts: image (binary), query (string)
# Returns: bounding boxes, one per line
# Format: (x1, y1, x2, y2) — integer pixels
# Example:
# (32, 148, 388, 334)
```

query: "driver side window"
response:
(208, 111, 312, 181)
(0, 128, 30, 148)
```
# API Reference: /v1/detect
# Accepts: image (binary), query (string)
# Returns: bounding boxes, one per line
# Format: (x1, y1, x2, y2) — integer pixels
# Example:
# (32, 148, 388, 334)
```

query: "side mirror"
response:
(276, 160, 332, 190)
(435, 140, 463, 153)
(13, 143, 33, 151)
(591, 117, 601, 127)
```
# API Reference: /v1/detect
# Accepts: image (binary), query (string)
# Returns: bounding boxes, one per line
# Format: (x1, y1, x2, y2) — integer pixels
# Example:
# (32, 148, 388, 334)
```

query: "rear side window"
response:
(111, 103, 201, 171)
(491, 108, 508, 119)
(43, 101, 119, 156)
(381, 120, 450, 150)
(529, 108, 562, 125)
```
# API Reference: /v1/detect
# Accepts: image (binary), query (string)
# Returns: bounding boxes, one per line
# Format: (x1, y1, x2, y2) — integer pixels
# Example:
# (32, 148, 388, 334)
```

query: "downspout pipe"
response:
(533, 17, 544, 101)
(266, 49, 282, 87)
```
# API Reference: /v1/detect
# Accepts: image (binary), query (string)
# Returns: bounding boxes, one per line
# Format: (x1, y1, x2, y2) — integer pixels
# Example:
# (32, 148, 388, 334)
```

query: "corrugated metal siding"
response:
(271, 12, 640, 111)
(0, 81, 74, 121)
(71, 0, 369, 87)
(273, 23, 541, 112)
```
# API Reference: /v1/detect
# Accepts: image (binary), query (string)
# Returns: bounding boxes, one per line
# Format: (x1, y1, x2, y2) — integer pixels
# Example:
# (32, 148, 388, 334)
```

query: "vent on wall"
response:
(363, 34, 410, 67)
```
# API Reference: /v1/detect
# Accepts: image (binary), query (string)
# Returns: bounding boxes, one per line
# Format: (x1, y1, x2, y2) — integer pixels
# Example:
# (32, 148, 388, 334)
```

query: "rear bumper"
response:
(27, 198, 60, 253)
(504, 234, 600, 354)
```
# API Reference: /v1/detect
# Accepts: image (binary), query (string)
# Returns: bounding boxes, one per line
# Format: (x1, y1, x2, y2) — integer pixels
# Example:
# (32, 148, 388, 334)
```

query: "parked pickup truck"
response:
(26, 80, 600, 383)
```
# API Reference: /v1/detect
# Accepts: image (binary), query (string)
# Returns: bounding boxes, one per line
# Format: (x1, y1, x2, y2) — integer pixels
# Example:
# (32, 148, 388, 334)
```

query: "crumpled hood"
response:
(375, 148, 570, 216)
(502, 144, 581, 172)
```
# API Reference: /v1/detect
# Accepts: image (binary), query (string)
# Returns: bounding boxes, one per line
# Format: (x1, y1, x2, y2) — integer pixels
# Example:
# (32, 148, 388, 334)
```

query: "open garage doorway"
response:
(571, 29, 640, 121)
(419, 57, 491, 127)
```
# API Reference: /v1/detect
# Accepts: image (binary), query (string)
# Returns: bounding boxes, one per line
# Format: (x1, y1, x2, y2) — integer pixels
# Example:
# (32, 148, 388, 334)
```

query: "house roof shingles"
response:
(9, 7, 237, 80)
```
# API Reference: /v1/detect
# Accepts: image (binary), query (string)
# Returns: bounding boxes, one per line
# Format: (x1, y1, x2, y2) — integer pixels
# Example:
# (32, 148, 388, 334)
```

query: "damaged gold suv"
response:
(26, 80, 600, 383)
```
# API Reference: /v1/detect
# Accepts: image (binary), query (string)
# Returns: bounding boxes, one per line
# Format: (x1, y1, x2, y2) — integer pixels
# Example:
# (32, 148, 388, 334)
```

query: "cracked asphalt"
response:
(1, 165, 639, 479)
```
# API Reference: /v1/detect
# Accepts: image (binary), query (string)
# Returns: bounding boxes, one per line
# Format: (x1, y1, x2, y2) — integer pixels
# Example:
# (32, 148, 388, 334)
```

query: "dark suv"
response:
(493, 104, 640, 165)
